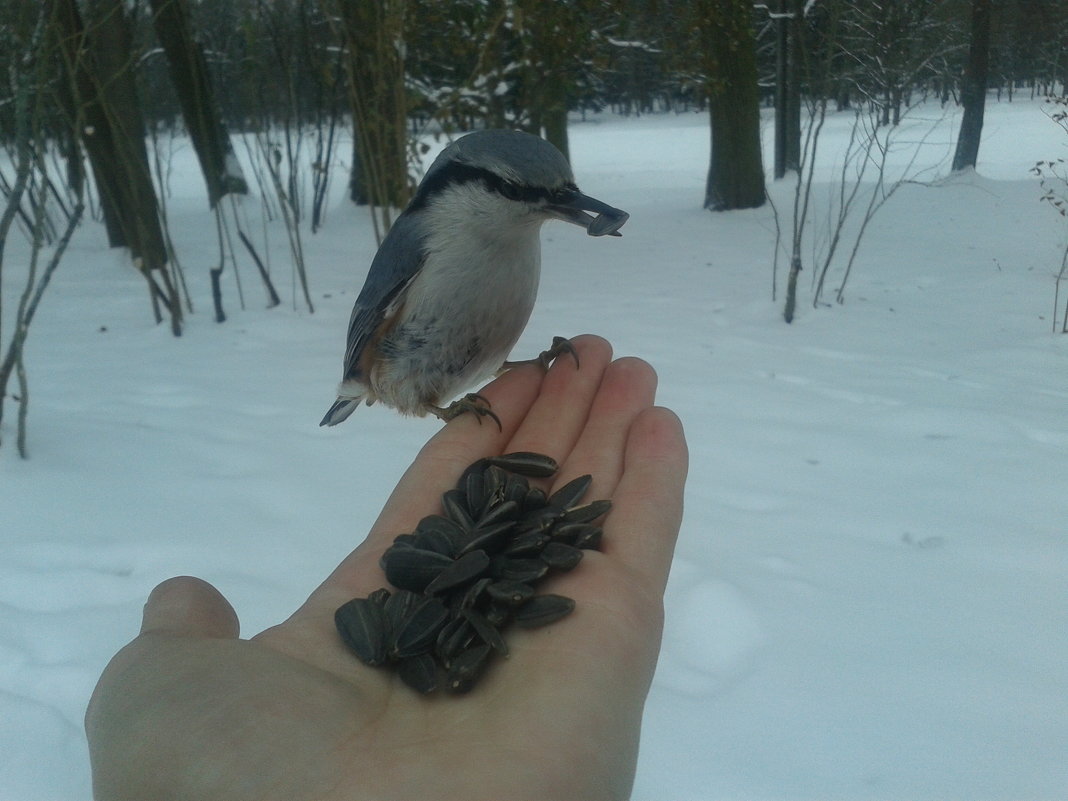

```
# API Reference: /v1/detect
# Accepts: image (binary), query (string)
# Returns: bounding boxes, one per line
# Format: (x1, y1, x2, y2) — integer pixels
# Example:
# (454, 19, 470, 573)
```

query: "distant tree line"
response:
(2, 0, 1066, 212)
(40, 0, 1065, 129)
(2, 0, 1067, 321)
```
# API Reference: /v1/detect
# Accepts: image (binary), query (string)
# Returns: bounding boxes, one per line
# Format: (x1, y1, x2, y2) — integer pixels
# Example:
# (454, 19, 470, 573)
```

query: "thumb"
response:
(140, 576, 240, 639)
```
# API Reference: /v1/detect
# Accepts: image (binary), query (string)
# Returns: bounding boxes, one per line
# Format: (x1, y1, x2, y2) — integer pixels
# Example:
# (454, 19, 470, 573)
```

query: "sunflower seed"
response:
(397, 653, 439, 694)
(441, 488, 474, 530)
(462, 608, 509, 655)
(486, 452, 559, 478)
(414, 527, 457, 557)
(416, 514, 466, 543)
(424, 549, 490, 595)
(514, 594, 576, 628)
(435, 615, 474, 662)
(573, 526, 603, 550)
(486, 580, 535, 607)
(335, 598, 388, 666)
(383, 588, 421, 638)
(503, 530, 550, 557)
(504, 473, 530, 505)
(540, 541, 584, 571)
(550, 523, 600, 546)
(485, 602, 511, 628)
(383, 547, 454, 593)
(367, 587, 391, 606)
(480, 465, 509, 511)
(560, 499, 612, 525)
(379, 534, 417, 570)
(516, 505, 564, 534)
(523, 486, 549, 512)
(548, 474, 593, 510)
(457, 457, 490, 489)
(414, 516, 465, 555)
(458, 576, 492, 610)
(446, 643, 493, 693)
(476, 499, 519, 529)
(378, 544, 404, 571)
(392, 596, 449, 658)
(457, 520, 515, 556)
(490, 556, 549, 583)
(464, 469, 487, 515)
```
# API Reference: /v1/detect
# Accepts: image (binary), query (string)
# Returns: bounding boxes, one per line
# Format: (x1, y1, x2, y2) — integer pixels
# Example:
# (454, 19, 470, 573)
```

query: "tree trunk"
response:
(148, 0, 248, 208)
(49, 0, 181, 334)
(540, 73, 570, 164)
(773, 0, 803, 176)
(349, 135, 369, 206)
(333, 0, 410, 211)
(508, 0, 574, 161)
(703, 0, 766, 211)
(47, 0, 125, 247)
(784, 0, 803, 173)
(542, 105, 570, 164)
(773, 0, 789, 179)
(85, 0, 169, 273)
(952, 0, 992, 171)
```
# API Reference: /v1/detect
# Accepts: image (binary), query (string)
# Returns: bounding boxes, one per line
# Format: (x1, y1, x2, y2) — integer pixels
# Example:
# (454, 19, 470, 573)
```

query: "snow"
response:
(2, 98, 1066, 800)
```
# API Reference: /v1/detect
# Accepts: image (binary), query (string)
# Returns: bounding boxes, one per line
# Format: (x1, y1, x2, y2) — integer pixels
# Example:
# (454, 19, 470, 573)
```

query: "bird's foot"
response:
(501, 336, 580, 372)
(430, 393, 502, 431)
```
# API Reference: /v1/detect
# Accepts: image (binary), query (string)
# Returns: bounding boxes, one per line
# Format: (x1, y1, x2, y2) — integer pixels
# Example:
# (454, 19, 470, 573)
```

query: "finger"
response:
(602, 407, 688, 592)
(554, 356, 659, 499)
(139, 576, 240, 639)
(502, 334, 615, 467)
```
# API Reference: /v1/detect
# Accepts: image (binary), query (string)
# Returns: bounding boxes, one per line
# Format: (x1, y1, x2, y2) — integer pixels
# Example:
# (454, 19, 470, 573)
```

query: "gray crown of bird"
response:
(321, 129, 629, 429)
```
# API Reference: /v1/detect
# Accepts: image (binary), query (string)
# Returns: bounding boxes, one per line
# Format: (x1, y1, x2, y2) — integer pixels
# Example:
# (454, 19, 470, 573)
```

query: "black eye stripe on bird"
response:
(408, 162, 577, 211)
(320, 129, 630, 429)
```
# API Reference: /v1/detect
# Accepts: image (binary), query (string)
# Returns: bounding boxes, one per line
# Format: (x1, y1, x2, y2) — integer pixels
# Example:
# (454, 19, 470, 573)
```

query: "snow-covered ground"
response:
(1, 97, 1066, 800)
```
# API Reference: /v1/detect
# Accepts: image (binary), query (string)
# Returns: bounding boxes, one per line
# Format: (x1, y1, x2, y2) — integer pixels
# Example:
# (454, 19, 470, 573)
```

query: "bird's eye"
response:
(499, 182, 523, 201)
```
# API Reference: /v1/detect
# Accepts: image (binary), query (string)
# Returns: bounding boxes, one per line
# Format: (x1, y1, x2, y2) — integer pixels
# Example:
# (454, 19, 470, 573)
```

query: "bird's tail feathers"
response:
(320, 381, 370, 427)
(320, 397, 361, 427)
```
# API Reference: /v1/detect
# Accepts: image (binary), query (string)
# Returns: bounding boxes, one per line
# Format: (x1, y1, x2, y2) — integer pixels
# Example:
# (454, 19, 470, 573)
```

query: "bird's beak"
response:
(545, 191, 629, 237)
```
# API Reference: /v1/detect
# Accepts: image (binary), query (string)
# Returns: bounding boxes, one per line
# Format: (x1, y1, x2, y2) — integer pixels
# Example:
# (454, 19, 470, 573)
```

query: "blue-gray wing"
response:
(341, 211, 427, 381)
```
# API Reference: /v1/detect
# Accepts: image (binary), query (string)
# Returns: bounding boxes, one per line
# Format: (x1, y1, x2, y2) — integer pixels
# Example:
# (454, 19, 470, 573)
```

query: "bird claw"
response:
(431, 393, 502, 431)
(502, 336, 580, 372)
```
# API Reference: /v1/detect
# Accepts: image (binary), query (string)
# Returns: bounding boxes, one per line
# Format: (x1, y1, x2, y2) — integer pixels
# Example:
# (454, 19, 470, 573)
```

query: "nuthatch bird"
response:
(320, 129, 629, 427)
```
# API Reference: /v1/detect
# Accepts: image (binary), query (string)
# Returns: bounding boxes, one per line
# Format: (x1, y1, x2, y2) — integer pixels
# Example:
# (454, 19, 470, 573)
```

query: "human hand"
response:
(85, 335, 688, 801)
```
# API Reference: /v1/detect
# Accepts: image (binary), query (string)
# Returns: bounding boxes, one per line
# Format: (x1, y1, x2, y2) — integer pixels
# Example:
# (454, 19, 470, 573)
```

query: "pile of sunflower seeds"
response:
(334, 451, 610, 694)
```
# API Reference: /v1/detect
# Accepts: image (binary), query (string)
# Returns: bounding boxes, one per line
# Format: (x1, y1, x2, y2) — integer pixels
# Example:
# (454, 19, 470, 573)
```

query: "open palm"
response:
(85, 336, 688, 801)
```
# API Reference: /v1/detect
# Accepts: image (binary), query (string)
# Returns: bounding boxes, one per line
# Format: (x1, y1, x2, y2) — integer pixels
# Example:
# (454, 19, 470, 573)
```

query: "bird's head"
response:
(410, 130, 629, 237)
